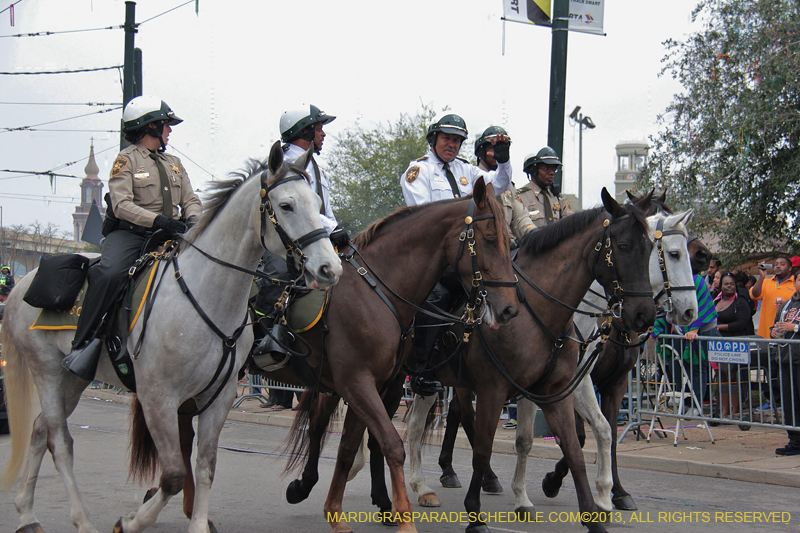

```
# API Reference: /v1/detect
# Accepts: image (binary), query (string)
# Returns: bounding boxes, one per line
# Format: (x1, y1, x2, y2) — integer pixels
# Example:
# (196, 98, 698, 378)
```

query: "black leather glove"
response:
(329, 226, 349, 248)
(184, 215, 199, 229)
(493, 141, 510, 164)
(152, 214, 188, 235)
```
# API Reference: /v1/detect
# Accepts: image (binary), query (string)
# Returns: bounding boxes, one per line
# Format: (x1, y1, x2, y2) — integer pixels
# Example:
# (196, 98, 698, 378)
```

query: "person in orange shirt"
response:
(750, 256, 796, 338)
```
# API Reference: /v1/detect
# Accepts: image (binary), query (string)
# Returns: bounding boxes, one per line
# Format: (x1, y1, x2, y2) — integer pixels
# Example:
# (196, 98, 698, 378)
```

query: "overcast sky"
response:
(0, 0, 699, 238)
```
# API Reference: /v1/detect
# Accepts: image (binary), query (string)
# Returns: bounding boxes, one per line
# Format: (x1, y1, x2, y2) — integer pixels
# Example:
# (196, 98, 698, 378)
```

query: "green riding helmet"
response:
(523, 146, 562, 174)
(122, 96, 183, 133)
(426, 113, 468, 145)
(280, 104, 336, 143)
(474, 126, 511, 157)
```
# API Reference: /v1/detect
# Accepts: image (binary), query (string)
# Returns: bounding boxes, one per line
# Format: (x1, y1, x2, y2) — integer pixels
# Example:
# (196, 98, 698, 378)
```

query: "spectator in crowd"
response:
(751, 256, 796, 339)
(770, 274, 800, 455)
(716, 272, 755, 417)
(0, 265, 14, 290)
(0, 284, 9, 303)
(791, 256, 800, 278)
(733, 270, 757, 316)
(706, 258, 722, 291)
(710, 270, 722, 299)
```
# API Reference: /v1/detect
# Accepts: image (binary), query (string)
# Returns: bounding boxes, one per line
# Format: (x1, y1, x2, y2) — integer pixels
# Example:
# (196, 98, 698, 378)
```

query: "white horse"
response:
(402, 209, 696, 516)
(1, 141, 342, 533)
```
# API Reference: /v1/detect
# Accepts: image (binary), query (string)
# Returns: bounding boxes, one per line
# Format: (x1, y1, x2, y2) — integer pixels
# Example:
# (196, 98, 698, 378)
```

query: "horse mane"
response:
(518, 203, 649, 257)
(351, 197, 463, 249)
(187, 157, 309, 241)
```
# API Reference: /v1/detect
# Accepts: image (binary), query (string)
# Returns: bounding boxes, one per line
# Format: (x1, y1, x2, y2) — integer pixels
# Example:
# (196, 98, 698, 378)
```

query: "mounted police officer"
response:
(515, 147, 574, 227)
(475, 126, 535, 246)
(63, 95, 202, 380)
(400, 114, 512, 395)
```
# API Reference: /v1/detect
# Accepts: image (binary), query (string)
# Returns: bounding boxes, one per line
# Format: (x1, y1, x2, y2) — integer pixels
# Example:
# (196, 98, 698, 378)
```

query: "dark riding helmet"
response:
(122, 96, 182, 133)
(523, 146, 562, 174)
(474, 126, 511, 157)
(280, 104, 336, 143)
(426, 114, 468, 146)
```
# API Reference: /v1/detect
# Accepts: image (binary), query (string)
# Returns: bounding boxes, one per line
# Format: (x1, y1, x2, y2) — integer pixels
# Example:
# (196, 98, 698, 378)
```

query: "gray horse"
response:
(1, 141, 342, 533)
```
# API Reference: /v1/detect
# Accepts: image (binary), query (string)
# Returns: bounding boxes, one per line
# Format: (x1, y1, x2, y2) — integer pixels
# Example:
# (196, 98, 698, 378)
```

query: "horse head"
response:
(451, 177, 519, 328)
(263, 141, 342, 289)
(597, 188, 656, 333)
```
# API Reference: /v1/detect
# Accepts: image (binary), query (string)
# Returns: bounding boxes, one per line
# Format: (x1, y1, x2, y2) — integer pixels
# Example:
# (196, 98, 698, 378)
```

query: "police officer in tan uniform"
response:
(475, 126, 536, 245)
(63, 96, 201, 380)
(517, 147, 573, 227)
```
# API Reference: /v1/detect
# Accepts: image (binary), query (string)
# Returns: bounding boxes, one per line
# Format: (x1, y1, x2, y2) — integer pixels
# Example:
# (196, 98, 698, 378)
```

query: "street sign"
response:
(707, 340, 749, 364)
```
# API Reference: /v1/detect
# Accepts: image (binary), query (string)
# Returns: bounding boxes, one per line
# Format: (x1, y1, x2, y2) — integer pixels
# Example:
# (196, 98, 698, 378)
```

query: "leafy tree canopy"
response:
(641, 0, 800, 264)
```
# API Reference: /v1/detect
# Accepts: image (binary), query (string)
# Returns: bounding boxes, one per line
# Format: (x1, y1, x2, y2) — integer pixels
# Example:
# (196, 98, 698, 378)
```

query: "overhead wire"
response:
(169, 145, 216, 178)
(0, 0, 24, 16)
(138, 0, 195, 25)
(0, 65, 122, 75)
(1, 106, 121, 133)
(0, 102, 121, 106)
(0, 25, 122, 38)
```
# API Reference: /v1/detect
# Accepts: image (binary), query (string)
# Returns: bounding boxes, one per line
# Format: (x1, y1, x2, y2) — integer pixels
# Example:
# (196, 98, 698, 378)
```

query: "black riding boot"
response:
(410, 321, 445, 397)
(62, 338, 103, 381)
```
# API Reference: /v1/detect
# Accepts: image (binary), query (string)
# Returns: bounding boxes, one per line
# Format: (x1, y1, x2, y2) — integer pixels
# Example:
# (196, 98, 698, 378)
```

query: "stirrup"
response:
(62, 338, 103, 381)
(410, 375, 444, 397)
(252, 323, 293, 372)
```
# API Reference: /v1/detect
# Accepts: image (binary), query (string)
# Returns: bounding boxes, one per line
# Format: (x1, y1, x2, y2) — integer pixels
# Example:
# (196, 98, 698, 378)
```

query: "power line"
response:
(0, 25, 122, 39)
(0, 102, 121, 106)
(169, 145, 216, 178)
(6, 128, 120, 133)
(0, 194, 79, 205)
(0, 170, 82, 179)
(0, 0, 24, 16)
(0, 65, 122, 75)
(1, 106, 121, 133)
(138, 0, 195, 25)
(0, 191, 86, 201)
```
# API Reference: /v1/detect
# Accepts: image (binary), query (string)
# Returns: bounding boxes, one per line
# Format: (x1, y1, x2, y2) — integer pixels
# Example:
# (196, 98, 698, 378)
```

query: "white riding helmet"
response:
(122, 95, 183, 133)
(279, 104, 336, 143)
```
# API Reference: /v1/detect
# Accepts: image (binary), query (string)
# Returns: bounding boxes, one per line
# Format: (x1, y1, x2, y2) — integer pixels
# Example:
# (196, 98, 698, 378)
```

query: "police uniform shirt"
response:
(517, 179, 573, 227)
(283, 143, 338, 234)
(109, 143, 202, 228)
(400, 149, 512, 206)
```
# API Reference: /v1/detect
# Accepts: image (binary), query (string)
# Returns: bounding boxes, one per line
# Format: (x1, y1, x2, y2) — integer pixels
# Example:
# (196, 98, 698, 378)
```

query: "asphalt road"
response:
(0, 397, 796, 533)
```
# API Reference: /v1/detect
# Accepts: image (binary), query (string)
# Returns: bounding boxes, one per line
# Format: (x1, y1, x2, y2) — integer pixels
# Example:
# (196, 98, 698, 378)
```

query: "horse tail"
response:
(0, 326, 35, 492)
(128, 394, 159, 484)
(282, 389, 338, 475)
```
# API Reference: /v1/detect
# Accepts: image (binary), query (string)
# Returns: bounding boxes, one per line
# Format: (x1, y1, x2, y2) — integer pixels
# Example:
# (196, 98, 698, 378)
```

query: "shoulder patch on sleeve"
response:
(405, 166, 420, 183)
(415, 155, 428, 162)
(455, 156, 468, 163)
(111, 156, 129, 177)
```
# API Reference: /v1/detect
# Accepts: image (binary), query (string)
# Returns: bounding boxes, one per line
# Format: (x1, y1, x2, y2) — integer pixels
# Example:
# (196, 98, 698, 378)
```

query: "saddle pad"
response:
(29, 260, 160, 333)
(287, 288, 329, 333)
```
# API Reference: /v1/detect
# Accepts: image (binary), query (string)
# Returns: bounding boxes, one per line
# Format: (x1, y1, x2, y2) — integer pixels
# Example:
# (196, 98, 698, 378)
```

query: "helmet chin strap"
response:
(146, 122, 167, 153)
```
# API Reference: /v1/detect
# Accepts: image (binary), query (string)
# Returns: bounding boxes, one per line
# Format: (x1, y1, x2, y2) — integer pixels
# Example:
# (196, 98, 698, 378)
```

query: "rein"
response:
(651, 217, 696, 314)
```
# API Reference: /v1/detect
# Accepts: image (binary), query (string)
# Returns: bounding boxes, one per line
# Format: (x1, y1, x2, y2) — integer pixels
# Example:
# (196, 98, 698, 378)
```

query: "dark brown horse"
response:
(538, 190, 712, 511)
(295, 189, 657, 533)
(153, 179, 521, 533)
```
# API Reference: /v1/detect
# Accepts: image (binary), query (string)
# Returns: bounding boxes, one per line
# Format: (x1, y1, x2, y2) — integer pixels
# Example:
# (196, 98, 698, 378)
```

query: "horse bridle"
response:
(651, 217, 696, 315)
(259, 171, 329, 280)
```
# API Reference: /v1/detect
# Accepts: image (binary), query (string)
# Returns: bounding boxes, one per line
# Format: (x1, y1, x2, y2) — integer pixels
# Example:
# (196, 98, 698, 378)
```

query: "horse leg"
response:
(116, 402, 183, 533)
(286, 393, 341, 504)
(511, 398, 536, 521)
(406, 392, 440, 507)
(573, 377, 613, 512)
(543, 412, 584, 498)
(179, 412, 196, 519)
(455, 390, 502, 494)
(324, 408, 370, 533)
(463, 388, 505, 533)
(541, 400, 607, 533)
(13, 413, 49, 531)
(438, 390, 462, 488)
(601, 375, 638, 511)
(368, 374, 406, 522)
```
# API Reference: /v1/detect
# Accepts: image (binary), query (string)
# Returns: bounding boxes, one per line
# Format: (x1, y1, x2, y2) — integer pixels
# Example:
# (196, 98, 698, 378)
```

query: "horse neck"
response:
(181, 177, 263, 306)
(516, 217, 606, 330)
(356, 203, 464, 322)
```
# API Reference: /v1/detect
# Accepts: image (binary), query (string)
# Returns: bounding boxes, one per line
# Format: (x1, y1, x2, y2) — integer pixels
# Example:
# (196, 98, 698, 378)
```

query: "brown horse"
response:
(294, 189, 656, 533)
(142, 178, 520, 533)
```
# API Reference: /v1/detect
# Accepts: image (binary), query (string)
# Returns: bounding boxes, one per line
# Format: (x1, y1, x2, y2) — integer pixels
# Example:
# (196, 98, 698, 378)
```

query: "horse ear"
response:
(631, 188, 653, 210)
(675, 208, 694, 227)
(294, 144, 314, 171)
(657, 188, 668, 204)
(626, 190, 638, 202)
(268, 141, 284, 174)
(473, 177, 487, 206)
(601, 187, 624, 217)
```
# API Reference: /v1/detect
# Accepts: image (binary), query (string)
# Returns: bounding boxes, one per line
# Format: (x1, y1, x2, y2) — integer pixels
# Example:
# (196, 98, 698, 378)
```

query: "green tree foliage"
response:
(326, 106, 437, 233)
(641, 0, 799, 264)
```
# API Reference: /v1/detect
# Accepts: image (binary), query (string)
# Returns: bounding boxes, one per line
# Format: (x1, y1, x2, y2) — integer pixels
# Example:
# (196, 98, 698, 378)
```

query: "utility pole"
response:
(547, 0, 569, 195)
(121, 1, 138, 150)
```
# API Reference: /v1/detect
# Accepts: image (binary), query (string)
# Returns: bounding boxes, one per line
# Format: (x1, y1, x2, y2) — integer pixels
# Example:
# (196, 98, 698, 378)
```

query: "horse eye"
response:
(485, 236, 498, 247)
(669, 251, 680, 259)
(279, 203, 293, 212)
(618, 244, 629, 252)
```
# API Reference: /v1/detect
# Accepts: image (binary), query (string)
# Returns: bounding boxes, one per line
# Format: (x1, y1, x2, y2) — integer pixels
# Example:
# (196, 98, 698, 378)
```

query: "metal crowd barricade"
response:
(620, 334, 800, 445)
(232, 371, 304, 408)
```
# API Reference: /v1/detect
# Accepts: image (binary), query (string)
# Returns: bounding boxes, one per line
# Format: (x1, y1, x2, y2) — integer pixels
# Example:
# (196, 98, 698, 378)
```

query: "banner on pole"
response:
(502, 0, 604, 35)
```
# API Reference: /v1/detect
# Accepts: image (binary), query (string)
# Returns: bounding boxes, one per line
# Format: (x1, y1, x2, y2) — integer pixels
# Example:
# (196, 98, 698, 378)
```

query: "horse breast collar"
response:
(652, 217, 695, 313)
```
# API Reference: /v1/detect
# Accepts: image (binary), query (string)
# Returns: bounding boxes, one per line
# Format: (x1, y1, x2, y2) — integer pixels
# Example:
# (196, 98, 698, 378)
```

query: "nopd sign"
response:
(707, 340, 749, 364)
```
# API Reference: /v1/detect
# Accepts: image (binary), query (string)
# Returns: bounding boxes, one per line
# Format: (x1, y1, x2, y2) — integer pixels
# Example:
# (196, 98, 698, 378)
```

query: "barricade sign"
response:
(707, 340, 749, 364)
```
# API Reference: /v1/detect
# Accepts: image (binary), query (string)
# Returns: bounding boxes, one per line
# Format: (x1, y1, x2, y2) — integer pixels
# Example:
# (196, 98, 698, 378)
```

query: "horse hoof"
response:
(15, 523, 46, 533)
(417, 492, 441, 507)
(465, 523, 491, 533)
(612, 494, 638, 510)
(286, 479, 308, 504)
(514, 507, 536, 522)
(440, 473, 462, 488)
(541, 473, 561, 498)
(142, 486, 158, 504)
(208, 519, 219, 533)
(113, 518, 125, 533)
(481, 478, 503, 494)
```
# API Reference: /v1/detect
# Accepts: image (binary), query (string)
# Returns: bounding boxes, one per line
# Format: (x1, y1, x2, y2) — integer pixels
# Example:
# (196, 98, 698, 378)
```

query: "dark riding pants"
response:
(412, 266, 465, 371)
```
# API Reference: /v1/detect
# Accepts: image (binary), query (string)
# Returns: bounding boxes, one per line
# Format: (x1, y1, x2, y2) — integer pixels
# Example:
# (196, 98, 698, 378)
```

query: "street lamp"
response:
(569, 106, 596, 210)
